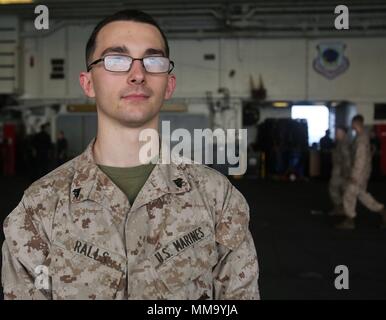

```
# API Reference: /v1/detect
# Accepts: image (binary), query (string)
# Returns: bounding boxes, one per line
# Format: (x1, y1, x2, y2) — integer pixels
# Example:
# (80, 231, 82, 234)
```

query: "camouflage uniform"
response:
(329, 137, 351, 209)
(2, 139, 259, 300)
(343, 131, 384, 218)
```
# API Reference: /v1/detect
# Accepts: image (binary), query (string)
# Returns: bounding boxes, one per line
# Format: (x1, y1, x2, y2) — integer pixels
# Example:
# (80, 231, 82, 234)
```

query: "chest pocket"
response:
(152, 234, 218, 299)
(49, 235, 126, 300)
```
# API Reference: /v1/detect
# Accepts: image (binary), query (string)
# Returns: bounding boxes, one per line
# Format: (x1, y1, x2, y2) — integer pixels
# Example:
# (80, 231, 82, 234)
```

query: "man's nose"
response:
(127, 60, 146, 84)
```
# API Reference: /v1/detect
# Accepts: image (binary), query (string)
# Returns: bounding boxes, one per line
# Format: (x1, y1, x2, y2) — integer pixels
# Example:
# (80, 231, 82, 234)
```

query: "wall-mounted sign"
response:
(313, 42, 349, 80)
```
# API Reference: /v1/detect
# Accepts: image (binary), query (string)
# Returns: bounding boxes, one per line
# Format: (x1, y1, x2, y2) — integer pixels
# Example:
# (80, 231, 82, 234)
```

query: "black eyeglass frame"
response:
(87, 55, 175, 73)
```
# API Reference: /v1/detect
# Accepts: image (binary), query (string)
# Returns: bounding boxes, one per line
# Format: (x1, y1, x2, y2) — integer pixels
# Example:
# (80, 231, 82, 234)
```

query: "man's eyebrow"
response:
(144, 48, 166, 56)
(100, 46, 129, 57)
(99, 46, 166, 58)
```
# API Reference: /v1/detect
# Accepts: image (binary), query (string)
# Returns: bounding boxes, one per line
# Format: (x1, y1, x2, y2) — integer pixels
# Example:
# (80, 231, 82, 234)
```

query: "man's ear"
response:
(164, 74, 176, 100)
(79, 72, 95, 98)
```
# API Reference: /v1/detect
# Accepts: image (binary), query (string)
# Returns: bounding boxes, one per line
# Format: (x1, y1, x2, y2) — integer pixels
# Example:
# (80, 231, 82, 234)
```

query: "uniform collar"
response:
(70, 138, 191, 211)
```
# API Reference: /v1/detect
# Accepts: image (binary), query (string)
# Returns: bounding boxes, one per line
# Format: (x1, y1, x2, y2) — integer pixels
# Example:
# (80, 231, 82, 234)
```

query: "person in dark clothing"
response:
(56, 130, 68, 166)
(32, 124, 53, 179)
(20, 134, 37, 181)
(370, 126, 381, 179)
(320, 130, 334, 150)
(320, 129, 334, 179)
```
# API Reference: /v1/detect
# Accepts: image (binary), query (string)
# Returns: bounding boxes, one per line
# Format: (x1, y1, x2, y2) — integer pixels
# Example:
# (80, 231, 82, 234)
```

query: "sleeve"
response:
(213, 184, 260, 300)
(351, 137, 366, 182)
(2, 196, 51, 300)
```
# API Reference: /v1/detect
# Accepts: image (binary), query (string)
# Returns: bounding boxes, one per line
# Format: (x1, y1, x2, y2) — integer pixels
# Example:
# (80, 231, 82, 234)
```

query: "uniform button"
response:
(73, 188, 81, 199)
(173, 178, 183, 188)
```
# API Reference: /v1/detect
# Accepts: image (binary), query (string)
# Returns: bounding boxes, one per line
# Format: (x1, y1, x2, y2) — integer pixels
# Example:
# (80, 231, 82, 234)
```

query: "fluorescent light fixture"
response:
(272, 101, 289, 108)
(0, 0, 33, 4)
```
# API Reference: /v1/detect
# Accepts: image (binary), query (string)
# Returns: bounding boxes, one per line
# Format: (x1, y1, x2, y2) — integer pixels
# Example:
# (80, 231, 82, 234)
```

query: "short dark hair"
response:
(336, 125, 348, 134)
(85, 10, 169, 67)
(352, 114, 364, 124)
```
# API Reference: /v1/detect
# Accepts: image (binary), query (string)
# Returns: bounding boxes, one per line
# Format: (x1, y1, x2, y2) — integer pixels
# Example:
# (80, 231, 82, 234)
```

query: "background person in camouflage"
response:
(1, 9, 259, 300)
(328, 126, 351, 216)
(336, 114, 386, 229)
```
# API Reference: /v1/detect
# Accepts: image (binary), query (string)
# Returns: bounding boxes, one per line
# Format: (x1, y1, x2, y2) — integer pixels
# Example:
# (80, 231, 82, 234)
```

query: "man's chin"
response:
(117, 113, 158, 129)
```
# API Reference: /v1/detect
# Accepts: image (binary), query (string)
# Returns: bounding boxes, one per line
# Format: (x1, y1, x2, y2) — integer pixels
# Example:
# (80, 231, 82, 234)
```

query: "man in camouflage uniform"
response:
(336, 115, 386, 229)
(328, 126, 351, 216)
(2, 10, 259, 299)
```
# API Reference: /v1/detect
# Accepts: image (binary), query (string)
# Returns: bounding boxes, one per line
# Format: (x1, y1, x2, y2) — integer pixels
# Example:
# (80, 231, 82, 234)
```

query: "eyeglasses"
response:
(87, 54, 174, 74)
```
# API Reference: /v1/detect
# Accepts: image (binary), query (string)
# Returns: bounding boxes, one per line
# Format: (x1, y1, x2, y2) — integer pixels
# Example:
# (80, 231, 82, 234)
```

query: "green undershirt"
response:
(98, 162, 156, 204)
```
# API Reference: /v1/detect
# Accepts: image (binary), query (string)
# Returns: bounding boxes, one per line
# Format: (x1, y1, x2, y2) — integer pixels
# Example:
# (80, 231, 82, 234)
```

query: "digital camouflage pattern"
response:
(2, 139, 259, 300)
(350, 131, 372, 184)
(329, 137, 351, 208)
(343, 131, 384, 218)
